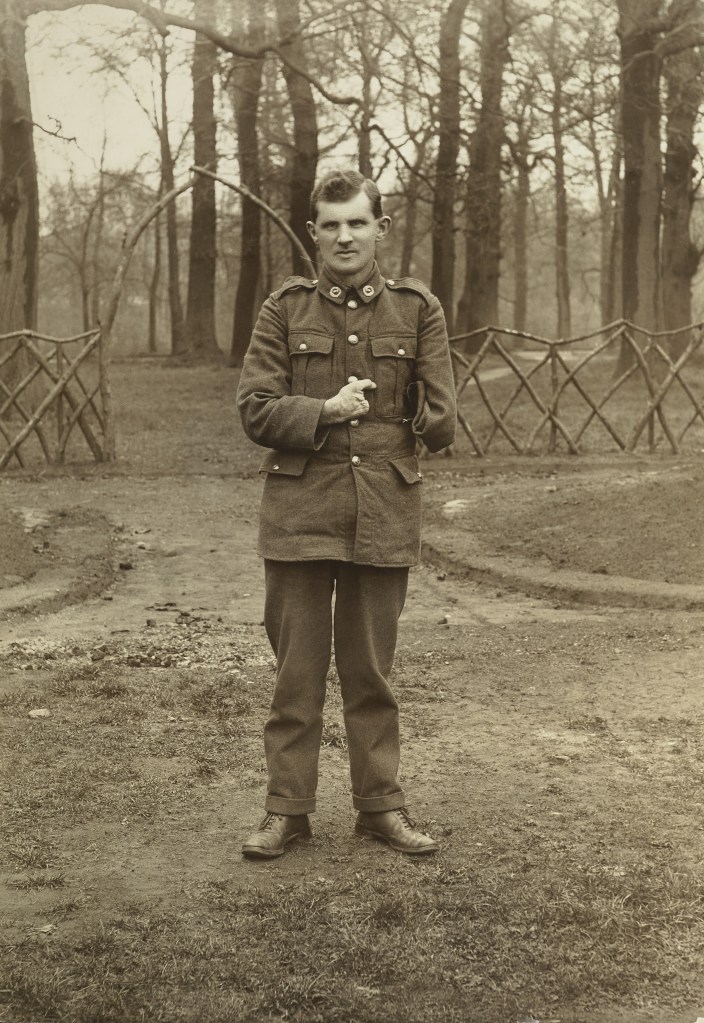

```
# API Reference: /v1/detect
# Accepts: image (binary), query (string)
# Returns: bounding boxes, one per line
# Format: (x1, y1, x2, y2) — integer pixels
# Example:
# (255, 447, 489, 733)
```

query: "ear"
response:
(376, 215, 391, 240)
(306, 220, 318, 245)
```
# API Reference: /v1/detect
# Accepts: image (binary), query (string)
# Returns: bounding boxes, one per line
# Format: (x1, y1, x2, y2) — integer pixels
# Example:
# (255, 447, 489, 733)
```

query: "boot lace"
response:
(395, 807, 416, 830)
(261, 812, 285, 831)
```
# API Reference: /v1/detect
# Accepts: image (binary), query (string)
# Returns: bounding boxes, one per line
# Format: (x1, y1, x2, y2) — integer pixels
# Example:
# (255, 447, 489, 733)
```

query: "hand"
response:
(321, 376, 377, 424)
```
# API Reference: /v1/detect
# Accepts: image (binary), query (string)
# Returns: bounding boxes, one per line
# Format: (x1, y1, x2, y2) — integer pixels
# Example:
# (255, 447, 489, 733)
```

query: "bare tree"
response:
(617, 0, 665, 338)
(455, 0, 510, 341)
(42, 167, 131, 331)
(661, 7, 704, 352)
(157, 34, 187, 356)
(504, 73, 542, 332)
(274, 0, 318, 275)
(431, 0, 469, 332)
(186, 0, 220, 360)
(229, 0, 266, 368)
(546, 0, 573, 337)
(0, 0, 39, 399)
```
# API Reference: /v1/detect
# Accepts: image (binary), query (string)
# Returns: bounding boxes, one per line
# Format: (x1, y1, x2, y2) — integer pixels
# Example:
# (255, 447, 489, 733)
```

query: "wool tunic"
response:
(236, 263, 457, 567)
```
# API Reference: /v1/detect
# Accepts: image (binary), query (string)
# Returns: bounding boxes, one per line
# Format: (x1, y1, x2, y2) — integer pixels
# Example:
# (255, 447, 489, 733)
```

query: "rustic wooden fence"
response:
(0, 328, 107, 469)
(3, 286, 704, 468)
(0, 179, 201, 473)
(450, 319, 704, 456)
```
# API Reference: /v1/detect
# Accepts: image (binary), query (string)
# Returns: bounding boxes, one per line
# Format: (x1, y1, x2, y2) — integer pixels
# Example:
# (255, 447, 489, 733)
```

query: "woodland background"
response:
(2, 0, 704, 369)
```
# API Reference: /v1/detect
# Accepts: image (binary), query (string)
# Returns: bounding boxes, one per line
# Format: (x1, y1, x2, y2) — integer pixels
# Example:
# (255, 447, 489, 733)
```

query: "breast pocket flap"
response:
(287, 332, 334, 356)
(370, 336, 417, 359)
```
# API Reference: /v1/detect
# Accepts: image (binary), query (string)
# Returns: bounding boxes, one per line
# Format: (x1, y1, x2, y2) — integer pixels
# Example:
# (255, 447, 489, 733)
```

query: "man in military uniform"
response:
(237, 169, 456, 858)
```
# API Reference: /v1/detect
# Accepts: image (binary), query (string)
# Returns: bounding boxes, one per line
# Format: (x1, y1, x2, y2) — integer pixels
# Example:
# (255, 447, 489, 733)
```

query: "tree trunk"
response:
(0, 0, 39, 404)
(274, 0, 318, 276)
(400, 171, 420, 278)
(551, 79, 570, 337)
(455, 0, 510, 344)
(80, 274, 90, 333)
(513, 156, 530, 333)
(359, 68, 373, 179)
(186, 0, 220, 360)
(148, 188, 162, 354)
(605, 145, 624, 323)
(159, 37, 187, 357)
(661, 42, 704, 355)
(90, 162, 106, 328)
(229, 0, 265, 368)
(617, 0, 664, 358)
(431, 0, 469, 333)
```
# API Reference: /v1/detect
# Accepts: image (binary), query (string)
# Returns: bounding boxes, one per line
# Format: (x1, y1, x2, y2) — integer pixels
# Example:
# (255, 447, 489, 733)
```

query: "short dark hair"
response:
(309, 169, 383, 222)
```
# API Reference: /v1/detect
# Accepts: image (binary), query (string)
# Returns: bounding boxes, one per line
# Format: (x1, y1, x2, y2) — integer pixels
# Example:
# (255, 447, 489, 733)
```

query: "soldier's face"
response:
(307, 191, 390, 281)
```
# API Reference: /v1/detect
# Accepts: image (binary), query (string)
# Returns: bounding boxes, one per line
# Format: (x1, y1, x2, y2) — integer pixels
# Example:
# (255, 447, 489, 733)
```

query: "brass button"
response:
(351, 455, 361, 466)
(299, 343, 307, 351)
(350, 419, 360, 427)
(362, 285, 374, 297)
(397, 348, 405, 356)
(272, 464, 280, 470)
(347, 299, 358, 309)
(387, 279, 395, 286)
(416, 471, 423, 478)
(348, 334, 359, 345)
(330, 286, 342, 298)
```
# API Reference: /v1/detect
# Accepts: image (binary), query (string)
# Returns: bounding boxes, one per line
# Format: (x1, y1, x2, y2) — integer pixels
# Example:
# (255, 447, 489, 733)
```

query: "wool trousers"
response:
(262, 559, 409, 815)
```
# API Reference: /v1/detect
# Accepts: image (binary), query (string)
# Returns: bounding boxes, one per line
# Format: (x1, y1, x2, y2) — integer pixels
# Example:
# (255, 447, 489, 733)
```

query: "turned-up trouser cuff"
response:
(262, 559, 409, 814)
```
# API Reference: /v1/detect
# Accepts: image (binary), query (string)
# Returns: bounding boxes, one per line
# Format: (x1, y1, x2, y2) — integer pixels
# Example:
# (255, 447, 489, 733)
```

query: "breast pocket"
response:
(288, 331, 334, 398)
(370, 335, 417, 417)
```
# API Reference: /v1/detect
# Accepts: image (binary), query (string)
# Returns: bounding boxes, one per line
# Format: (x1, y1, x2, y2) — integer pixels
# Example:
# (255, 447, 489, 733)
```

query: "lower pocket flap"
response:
(389, 455, 423, 484)
(259, 450, 312, 476)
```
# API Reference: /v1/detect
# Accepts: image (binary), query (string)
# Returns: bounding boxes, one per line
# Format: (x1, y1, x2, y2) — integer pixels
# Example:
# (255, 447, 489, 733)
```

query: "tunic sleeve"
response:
(236, 294, 331, 451)
(411, 295, 457, 452)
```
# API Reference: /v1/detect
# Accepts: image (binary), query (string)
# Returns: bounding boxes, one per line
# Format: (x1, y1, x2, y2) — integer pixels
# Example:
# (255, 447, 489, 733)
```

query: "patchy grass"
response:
(2, 615, 704, 1022)
(7, 873, 66, 891)
(0, 623, 268, 846)
(2, 863, 703, 1022)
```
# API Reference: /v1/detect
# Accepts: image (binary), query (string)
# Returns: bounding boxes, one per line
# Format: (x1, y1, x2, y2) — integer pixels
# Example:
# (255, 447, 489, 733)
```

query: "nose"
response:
(338, 223, 352, 244)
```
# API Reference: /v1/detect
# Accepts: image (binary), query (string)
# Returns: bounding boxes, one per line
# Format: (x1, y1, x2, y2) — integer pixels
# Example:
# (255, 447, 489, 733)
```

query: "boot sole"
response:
(354, 824, 438, 855)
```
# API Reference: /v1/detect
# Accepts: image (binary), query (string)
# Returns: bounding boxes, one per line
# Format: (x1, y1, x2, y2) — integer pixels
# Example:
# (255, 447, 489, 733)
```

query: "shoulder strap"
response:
(272, 276, 318, 300)
(386, 277, 433, 304)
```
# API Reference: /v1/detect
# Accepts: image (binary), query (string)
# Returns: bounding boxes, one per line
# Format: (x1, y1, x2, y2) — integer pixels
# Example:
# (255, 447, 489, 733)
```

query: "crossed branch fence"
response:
(449, 319, 704, 456)
(0, 328, 106, 470)
(1, 317, 704, 470)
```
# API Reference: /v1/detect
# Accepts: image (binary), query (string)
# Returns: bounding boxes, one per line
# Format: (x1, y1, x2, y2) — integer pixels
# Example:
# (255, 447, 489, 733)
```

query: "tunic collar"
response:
(317, 262, 386, 305)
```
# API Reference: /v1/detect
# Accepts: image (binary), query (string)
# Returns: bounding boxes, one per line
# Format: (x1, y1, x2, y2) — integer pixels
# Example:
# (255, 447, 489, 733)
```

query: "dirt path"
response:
(2, 470, 699, 887)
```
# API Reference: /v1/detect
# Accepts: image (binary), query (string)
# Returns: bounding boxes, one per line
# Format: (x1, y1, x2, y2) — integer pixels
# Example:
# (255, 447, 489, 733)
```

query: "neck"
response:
(326, 259, 376, 291)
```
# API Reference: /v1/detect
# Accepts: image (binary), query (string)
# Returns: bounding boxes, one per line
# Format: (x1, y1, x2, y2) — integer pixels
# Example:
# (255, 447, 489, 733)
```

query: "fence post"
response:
(549, 342, 559, 453)
(55, 341, 64, 464)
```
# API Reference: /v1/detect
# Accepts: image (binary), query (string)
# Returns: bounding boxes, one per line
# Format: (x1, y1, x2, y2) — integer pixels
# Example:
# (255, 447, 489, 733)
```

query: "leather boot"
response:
(355, 808, 438, 855)
(242, 812, 312, 859)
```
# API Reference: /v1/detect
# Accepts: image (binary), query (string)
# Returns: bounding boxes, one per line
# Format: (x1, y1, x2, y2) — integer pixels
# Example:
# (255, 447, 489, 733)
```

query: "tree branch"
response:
(23, 0, 361, 105)
(191, 166, 317, 277)
(22, 115, 78, 143)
